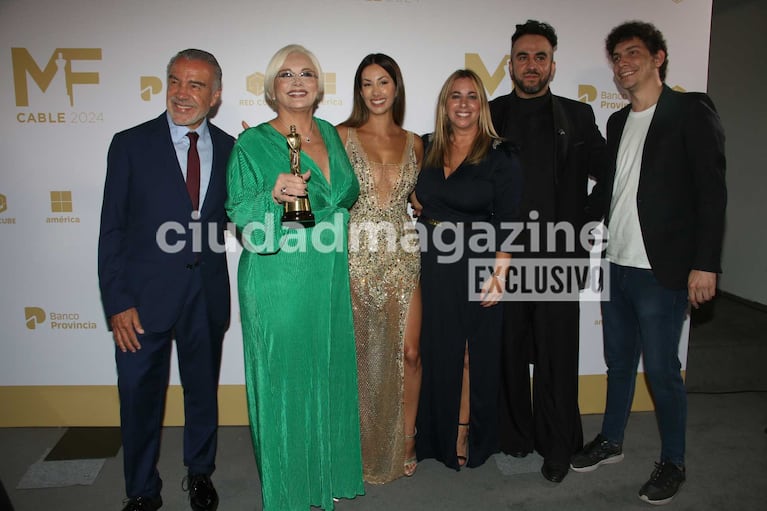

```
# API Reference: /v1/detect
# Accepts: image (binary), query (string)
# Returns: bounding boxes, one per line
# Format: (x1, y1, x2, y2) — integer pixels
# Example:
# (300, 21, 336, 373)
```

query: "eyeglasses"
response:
(276, 70, 319, 81)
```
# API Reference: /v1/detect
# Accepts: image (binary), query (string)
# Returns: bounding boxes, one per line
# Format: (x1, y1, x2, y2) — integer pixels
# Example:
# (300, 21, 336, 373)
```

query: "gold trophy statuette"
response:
(281, 125, 315, 227)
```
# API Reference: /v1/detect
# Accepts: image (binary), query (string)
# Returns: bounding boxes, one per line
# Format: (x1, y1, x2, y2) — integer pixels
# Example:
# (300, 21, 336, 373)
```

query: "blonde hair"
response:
(263, 44, 324, 112)
(424, 69, 501, 169)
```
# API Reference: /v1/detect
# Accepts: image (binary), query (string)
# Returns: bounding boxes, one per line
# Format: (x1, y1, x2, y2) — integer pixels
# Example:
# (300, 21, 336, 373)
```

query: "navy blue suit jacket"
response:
(98, 113, 235, 332)
(591, 85, 727, 289)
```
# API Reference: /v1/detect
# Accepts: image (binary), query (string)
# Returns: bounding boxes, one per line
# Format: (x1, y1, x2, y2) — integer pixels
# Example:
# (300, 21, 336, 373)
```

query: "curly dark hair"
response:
(605, 21, 668, 81)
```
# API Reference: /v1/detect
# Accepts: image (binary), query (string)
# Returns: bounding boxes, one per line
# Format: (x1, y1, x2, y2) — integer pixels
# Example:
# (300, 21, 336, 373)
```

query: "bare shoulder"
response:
(335, 123, 349, 145)
(409, 130, 425, 165)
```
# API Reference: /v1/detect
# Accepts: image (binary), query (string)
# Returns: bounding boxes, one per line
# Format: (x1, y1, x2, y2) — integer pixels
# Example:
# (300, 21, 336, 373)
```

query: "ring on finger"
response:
(280, 186, 287, 194)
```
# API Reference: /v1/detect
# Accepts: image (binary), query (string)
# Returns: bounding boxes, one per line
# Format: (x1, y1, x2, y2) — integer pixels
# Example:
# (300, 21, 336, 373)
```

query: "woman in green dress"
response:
(225, 44, 364, 511)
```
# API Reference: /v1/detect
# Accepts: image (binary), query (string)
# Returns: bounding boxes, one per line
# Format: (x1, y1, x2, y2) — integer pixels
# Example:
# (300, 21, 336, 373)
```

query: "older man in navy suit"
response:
(98, 49, 234, 511)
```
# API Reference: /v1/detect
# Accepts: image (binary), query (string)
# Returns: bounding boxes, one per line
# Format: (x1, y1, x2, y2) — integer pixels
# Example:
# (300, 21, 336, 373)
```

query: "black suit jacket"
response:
(98, 113, 235, 332)
(490, 92, 607, 258)
(591, 85, 727, 289)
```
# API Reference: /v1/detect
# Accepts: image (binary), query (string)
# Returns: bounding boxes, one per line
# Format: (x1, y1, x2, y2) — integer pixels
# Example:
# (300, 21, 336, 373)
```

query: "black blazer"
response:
(490, 92, 608, 258)
(591, 85, 727, 289)
(98, 113, 235, 332)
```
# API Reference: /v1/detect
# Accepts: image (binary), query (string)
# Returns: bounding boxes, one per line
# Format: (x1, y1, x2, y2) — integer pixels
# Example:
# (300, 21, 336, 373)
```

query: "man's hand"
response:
(688, 270, 717, 309)
(110, 307, 144, 353)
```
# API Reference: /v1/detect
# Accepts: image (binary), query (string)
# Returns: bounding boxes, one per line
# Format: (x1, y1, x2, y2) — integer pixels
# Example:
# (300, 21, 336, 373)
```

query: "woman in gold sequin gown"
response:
(337, 54, 424, 483)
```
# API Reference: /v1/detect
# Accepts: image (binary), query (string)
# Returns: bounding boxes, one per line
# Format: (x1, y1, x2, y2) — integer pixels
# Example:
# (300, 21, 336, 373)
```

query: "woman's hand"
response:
(409, 192, 423, 218)
(480, 255, 511, 307)
(272, 170, 312, 204)
(479, 274, 505, 307)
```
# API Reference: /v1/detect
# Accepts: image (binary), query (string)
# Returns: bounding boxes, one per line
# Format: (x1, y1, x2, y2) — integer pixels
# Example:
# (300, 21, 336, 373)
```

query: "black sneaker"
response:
(121, 496, 162, 511)
(638, 461, 685, 505)
(570, 434, 624, 472)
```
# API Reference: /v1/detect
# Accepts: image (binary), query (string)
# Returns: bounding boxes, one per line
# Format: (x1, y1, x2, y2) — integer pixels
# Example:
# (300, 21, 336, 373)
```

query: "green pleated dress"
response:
(225, 118, 364, 510)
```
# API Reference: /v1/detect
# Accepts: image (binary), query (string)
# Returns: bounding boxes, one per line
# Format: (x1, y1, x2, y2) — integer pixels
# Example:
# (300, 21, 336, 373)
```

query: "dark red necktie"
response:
(186, 131, 200, 211)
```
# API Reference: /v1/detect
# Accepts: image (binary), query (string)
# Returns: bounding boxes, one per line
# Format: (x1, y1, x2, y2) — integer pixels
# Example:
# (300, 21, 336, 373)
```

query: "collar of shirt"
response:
(167, 111, 211, 143)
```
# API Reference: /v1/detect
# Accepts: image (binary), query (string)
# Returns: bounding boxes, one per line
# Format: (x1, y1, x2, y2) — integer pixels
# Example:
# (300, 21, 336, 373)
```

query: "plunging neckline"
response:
(350, 128, 410, 210)
(351, 128, 410, 167)
(443, 162, 464, 180)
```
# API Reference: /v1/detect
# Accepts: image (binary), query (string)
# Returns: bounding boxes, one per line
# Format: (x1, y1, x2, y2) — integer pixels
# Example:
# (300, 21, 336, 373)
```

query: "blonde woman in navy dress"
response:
(414, 69, 523, 469)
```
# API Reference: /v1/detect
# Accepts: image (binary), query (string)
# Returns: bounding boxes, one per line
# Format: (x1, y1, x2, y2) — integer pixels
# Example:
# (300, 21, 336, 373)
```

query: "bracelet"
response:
(493, 274, 506, 283)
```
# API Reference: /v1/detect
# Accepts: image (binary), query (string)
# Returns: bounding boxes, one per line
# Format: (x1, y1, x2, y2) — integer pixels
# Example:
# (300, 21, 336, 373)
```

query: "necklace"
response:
(278, 117, 315, 143)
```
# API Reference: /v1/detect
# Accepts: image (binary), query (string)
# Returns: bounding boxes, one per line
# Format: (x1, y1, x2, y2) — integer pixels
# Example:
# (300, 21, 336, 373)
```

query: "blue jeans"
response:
(600, 263, 689, 466)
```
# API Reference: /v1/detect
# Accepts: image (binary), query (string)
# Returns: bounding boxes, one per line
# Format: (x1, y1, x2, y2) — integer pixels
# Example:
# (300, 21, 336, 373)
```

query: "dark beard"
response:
(512, 72, 551, 96)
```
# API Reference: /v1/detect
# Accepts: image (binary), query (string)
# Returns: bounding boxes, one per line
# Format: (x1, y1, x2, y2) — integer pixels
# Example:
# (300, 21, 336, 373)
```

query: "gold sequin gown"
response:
(345, 128, 420, 483)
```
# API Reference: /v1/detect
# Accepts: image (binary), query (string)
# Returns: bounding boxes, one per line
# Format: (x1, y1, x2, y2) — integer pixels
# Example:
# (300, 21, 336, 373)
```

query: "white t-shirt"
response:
(606, 104, 657, 269)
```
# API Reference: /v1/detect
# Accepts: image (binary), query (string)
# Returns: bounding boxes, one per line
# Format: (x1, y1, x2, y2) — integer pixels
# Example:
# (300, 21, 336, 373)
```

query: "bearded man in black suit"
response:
(490, 19, 608, 483)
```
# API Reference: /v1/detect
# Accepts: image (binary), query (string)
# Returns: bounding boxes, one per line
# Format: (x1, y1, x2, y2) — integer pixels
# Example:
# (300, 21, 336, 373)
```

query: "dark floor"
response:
(686, 293, 767, 393)
(2, 294, 766, 511)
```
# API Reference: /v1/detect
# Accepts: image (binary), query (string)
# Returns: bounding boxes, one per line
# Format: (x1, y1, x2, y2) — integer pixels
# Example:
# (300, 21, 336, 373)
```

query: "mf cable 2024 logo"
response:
(11, 47, 104, 124)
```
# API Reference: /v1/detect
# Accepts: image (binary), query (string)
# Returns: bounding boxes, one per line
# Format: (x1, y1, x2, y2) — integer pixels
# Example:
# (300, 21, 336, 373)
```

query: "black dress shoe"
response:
(541, 460, 569, 483)
(121, 496, 162, 511)
(184, 474, 219, 511)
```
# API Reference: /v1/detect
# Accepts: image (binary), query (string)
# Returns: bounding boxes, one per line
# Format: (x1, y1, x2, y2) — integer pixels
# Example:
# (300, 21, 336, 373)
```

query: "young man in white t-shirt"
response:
(570, 21, 727, 506)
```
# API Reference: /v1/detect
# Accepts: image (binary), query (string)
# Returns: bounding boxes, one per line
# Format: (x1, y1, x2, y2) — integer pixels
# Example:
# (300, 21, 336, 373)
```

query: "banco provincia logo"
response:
(24, 307, 46, 330)
(24, 306, 97, 330)
(579, 84, 687, 110)
(578, 85, 597, 103)
(578, 84, 629, 110)
(140, 76, 163, 101)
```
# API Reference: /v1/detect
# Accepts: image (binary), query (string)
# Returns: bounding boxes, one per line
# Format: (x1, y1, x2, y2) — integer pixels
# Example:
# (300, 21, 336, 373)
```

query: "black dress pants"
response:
(499, 300, 583, 463)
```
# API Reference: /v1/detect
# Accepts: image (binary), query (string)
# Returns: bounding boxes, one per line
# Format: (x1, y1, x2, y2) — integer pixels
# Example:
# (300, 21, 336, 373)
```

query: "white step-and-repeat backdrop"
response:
(0, 0, 712, 422)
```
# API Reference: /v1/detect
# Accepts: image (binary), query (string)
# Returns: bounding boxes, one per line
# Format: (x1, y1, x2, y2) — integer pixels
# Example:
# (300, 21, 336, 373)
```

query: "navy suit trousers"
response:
(115, 268, 223, 498)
